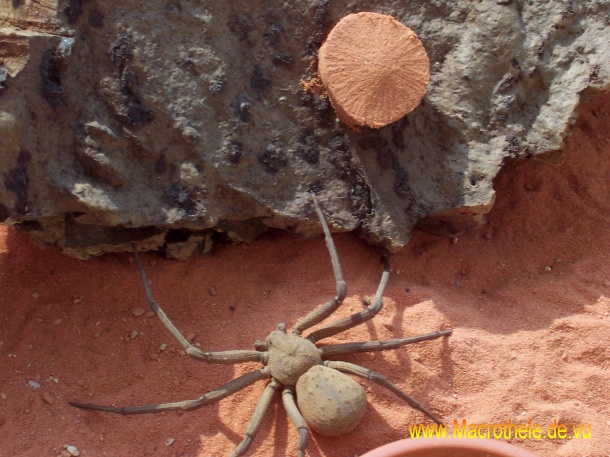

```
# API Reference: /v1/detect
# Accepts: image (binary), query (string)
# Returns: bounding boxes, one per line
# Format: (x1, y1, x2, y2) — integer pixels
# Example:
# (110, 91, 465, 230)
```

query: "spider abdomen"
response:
(296, 365, 366, 436)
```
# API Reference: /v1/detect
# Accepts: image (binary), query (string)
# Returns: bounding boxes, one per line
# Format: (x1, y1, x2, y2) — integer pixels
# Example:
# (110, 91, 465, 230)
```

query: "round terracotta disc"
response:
(318, 12, 430, 129)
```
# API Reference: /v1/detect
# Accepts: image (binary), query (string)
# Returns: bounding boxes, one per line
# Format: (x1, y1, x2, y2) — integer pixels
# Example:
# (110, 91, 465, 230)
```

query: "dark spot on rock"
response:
(263, 23, 284, 45)
(64, 0, 84, 26)
(181, 59, 196, 73)
(394, 172, 410, 198)
(109, 36, 153, 126)
(250, 65, 271, 93)
(3, 149, 31, 216)
(259, 139, 287, 173)
(109, 36, 132, 81)
(228, 13, 253, 43)
(589, 65, 600, 84)
(306, 0, 332, 56)
(406, 199, 428, 223)
(296, 130, 319, 165)
(377, 148, 398, 171)
(164, 184, 197, 216)
(391, 119, 408, 149)
(124, 98, 153, 125)
(307, 180, 323, 195)
(358, 133, 412, 199)
(89, 9, 104, 28)
(503, 133, 520, 154)
(537, 40, 546, 59)
(154, 153, 167, 174)
(326, 135, 350, 157)
(225, 142, 244, 165)
(325, 136, 371, 219)
(358, 135, 396, 170)
(208, 74, 226, 93)
(230, 95, 252, 123)
(301, 92, 334, 128)
(12, 0, 24, 8)
(376, 148, 395, 170)
(39, 49, 65, 108)
(165, 2, 182, 14)
(272, 52, 294, 69)
(357, 135, 386, 150)
(314, 95, 335, 128)
(348, 176, 372, 220)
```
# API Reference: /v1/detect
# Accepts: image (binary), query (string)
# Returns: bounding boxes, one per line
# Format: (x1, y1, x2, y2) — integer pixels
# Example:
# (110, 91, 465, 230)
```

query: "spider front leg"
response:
(133, 247, 265, 365)
(293, 194, 347, 336)
(307, 257, 390, 343)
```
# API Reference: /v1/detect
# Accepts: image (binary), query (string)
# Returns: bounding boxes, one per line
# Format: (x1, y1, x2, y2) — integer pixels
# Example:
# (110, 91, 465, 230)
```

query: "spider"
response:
(70, 195, 452, 456)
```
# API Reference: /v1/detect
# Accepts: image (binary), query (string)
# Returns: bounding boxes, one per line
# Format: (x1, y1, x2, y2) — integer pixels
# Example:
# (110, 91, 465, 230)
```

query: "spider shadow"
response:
(388, 293, 455, 416)
(269, 397, 291, 457)
(338, 289, 454, 425)
(217, 388, 291, 456)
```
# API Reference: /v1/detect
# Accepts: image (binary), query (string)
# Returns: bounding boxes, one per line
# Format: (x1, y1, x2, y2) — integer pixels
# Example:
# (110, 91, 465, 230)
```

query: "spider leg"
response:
(320, 329, 452, 358)
(282, 386, 309, 457)
(293, 194, 347, 336)
(307, 258, 390, 343)
(324, 360, 444, 425)
(133, 247, 266, 365)
(230, 379, 281, 457)
(69, 367, 270, 415)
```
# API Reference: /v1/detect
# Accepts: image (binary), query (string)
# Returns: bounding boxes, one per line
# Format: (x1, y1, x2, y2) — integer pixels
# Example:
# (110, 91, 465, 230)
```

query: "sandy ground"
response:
(1, 93, 609, 457)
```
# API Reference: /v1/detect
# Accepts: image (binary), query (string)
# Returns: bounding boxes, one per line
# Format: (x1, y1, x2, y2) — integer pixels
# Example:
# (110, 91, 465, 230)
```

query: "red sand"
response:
(1, 93, 608, 457)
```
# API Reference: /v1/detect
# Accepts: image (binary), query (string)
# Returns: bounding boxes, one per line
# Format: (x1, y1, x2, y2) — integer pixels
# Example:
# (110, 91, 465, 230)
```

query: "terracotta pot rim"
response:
(361, 438, 539, 457)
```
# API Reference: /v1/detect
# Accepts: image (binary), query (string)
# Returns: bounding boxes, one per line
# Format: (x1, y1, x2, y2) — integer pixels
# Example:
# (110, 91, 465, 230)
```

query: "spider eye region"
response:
(296, 365, 367, 436)
(266, 331, 322, 385)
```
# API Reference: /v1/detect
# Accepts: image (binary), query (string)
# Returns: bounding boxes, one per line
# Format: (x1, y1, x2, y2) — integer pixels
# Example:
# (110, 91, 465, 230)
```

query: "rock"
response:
(0, 1, 608, 258)
(42, 391, 55, 405)
(65, 444, 80, 456)
(131, 307, 145, 317)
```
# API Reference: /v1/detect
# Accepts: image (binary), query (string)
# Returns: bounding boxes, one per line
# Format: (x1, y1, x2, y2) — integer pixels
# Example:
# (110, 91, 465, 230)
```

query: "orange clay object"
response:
(318, 12, 430, 130)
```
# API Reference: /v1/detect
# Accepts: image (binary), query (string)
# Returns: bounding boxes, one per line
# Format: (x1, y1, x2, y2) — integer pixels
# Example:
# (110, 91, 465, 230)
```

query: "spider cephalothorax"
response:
(70, 195, 452, 456)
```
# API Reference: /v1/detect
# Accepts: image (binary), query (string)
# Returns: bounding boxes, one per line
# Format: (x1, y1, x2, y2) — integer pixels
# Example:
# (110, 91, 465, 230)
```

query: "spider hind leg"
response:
(324, 360, 444, 425)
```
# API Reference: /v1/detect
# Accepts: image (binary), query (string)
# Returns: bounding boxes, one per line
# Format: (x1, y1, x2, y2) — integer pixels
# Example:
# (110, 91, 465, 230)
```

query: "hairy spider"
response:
(70, 196, 452, 456)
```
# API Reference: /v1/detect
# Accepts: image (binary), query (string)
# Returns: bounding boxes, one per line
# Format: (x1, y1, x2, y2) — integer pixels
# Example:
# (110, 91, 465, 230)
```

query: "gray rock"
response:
(1, 1, 608, 258)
